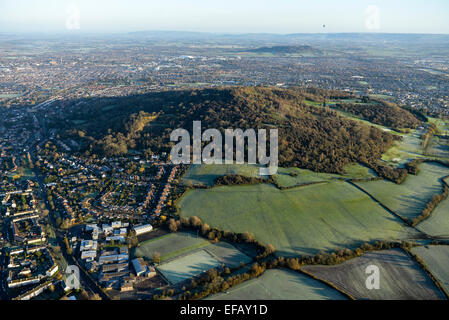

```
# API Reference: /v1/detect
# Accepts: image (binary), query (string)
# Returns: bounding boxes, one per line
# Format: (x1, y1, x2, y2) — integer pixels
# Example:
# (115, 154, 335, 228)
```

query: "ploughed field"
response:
(303, 249, 446, 300)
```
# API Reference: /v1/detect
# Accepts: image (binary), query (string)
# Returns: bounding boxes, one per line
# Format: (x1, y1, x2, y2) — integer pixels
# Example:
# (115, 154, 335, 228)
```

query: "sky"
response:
(0, 0, 448, 34)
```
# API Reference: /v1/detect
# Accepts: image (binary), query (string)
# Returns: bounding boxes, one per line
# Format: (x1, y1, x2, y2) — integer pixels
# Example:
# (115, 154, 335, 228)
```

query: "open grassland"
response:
(303, 249, 446, 300)
(134, 232, 210, 262)
(355, 162, 449, 222)
(411, 245, 449, 295)
(417, 178, 449, 236)
(157, 250, 221, 285)
(182, 164, 261, 186)
(182, 162, 376, 190)
(135, 231, 251, 273)
(273, 164, 376, 189)
(272, 167, 338, 188)
(203, 242, 252, 268)
(428, 136, 449, 159)
(382, 130, 427, 165)
(207, 269, 348, 300)
(178, 181, 415, 257)
(429, 117, 449, 136)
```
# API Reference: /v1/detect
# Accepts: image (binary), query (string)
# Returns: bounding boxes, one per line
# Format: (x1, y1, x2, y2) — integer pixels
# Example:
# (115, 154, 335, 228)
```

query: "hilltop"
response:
(246, 45, 323, 55)
(53, 87, 421, 180)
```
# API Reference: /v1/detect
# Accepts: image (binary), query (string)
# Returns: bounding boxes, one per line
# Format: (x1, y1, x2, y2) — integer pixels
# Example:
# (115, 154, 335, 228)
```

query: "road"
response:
(0, 247, 9, 300)
(29, 113, 109, 300)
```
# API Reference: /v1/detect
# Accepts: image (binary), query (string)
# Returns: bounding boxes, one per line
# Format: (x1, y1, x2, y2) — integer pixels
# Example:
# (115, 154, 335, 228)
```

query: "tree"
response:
(153, 251, 161, 264)
(201, 223, 210, 235)
(265, 244, 276, 255)
(168, 218, 178, 232)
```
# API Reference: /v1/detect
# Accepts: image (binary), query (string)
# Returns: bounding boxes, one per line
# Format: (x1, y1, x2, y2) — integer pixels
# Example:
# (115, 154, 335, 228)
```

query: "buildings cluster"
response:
(7, 246, 58, 289)
(75, 222, 155, 291)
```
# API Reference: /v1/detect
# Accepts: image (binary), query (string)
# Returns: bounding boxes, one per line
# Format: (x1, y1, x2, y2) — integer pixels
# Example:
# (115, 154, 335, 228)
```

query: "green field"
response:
(411, 245, 449, 295)
(382, 130, 426, 165)
(304, 249, 445, 300)
(182, 162, 376, 190)
(429, 117, 449, 136)
(135, 231, 251, 270)
(355, 162, 449, 222)
(134, 232, 210, 262)
(203, 242, 252, 268)
(157, 250, 222, 284)
(182, 164, 262, 186)
(178, 181, 414, 257)
(428, 136, 449, 159)
(272, 167, 340, 188)
(273, 163, 375, 189)
(417, 178, 449, 236)
(207, 269, 347, 300)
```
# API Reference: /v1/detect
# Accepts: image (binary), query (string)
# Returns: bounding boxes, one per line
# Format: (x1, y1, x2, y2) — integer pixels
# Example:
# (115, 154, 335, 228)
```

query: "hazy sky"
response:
(0, 0, 448, 34)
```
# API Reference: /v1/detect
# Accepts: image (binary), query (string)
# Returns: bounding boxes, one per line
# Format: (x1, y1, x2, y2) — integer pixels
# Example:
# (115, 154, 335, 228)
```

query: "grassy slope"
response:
(411, 245, 449, 295)
(207, 269, 348, 300)
(157, 250, 221, 284)
(355, 162, 449, 222)
(182, 162, 376, 190)
(274, 164, 376, 188)
(417, 178, 449, 236)
(181, 164, 262, 186)
(134, 232, 210, 262)
(178, 181, 414, 257)
(203, 242, 252, 268)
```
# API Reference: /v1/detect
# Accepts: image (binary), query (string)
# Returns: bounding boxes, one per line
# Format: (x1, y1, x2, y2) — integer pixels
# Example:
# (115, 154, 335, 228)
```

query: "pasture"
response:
(411, 245, 449, 295)
(355, 162, 449, 222)
(381, 130, 426, 165)
(204, 241, 252, 268)
(182, 162, 376, 190)
(181, 164, 261, 186)
(207, 269, 348, 300)
(134, 232, 210, 262)
(416, 177, 449, 237)
(157, 250, 221, 285)
(178, 181, 415, 257)
(303, 249, 445, 300)
(135, 232, 252, 284)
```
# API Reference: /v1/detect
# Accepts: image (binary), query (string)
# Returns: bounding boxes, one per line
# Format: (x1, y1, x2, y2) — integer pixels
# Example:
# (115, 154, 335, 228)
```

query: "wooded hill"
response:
(58, 87, 422, 181)
(334, 97, 422, 130)
(246, 45, 324, 55)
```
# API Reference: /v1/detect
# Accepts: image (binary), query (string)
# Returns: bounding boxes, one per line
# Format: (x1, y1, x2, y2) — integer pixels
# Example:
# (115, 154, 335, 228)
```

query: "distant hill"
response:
(246, 45, 324, 56)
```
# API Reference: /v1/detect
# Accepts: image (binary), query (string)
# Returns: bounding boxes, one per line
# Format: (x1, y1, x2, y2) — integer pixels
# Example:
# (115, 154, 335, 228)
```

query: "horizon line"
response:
(1, 30, 449, 37)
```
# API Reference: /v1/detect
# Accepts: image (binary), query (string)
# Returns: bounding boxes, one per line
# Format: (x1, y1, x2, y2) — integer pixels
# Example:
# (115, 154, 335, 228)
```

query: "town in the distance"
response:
(1, 31, 449, 301)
